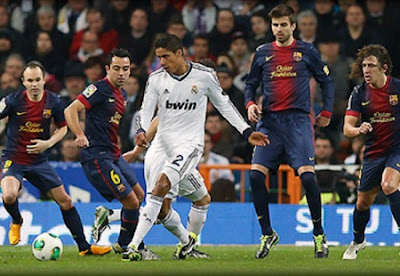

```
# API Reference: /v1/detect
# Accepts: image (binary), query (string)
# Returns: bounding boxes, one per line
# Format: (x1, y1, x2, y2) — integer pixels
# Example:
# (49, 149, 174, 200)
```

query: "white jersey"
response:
(137, 62, 250, 151)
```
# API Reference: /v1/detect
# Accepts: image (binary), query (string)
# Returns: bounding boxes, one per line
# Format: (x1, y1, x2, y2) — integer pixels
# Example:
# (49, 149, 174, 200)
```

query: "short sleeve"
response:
(345, 86, 361, 117)
(77, 83, 105, 109)
(52, 95, 67, 127)
(0, 95, 13, 119)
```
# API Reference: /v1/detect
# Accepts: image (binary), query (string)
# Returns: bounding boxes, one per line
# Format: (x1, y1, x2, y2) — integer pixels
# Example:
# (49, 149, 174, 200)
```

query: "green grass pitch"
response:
(1, 245, 399, 275)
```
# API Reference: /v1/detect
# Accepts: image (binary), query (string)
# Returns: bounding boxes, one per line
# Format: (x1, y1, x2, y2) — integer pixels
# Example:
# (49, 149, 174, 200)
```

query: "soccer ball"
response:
(32, 232, 63, 261)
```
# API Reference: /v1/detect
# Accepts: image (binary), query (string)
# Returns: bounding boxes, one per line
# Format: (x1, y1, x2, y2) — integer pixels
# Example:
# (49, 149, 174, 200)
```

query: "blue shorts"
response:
(82, 156, 138, 202)
(359, 151, 400, 192)
(1, 159, 62, 193)
(252, 110, 315, 172)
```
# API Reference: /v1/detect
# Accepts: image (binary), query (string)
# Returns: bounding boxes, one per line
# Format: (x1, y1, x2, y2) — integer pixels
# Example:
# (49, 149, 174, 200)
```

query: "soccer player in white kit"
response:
(123, 34, 269, 261)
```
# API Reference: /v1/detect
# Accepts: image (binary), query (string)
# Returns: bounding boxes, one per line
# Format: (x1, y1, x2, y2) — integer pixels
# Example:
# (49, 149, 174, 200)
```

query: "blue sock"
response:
(118, 208, 139, 248)
(249, 170, 273, 236)
(301, 172, 323, 235)
(61, 206, 90, 251)
(387, 190, 400, 229)
(3, 198, 22, 224)
(353, 208, 370, 243)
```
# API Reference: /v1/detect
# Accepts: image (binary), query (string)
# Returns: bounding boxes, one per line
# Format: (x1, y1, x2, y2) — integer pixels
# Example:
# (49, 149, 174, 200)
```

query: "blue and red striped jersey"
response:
(346, 76, 400, 160)
(77, 78, 126, 162)
(245, 39, 334, 115)
(0, 90, 66, 165)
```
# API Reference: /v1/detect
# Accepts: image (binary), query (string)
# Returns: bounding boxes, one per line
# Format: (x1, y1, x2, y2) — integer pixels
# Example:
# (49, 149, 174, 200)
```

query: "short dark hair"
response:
(268, 4, 296, 24)
(22, 61, 45, 79)
(106, 48, 132, 66)
(155, 34, 183, 53)
(193, 33, 209, 43)
(350, 44, 392, 79)
(315, 131, 334, 148)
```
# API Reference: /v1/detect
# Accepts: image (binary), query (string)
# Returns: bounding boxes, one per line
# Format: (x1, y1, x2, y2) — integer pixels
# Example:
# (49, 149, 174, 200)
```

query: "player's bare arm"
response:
(123, 117, 159, 162)
(26, 125, 68, 154)
(343, 115, 373, 138)
(64, 100, 89, 148)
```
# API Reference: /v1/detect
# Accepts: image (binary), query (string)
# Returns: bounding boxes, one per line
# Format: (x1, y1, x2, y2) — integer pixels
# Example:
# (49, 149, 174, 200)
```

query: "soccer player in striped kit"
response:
(245, 4, 334, 259)
(0, 61, 111, 255)
(343, 44, 400, 260)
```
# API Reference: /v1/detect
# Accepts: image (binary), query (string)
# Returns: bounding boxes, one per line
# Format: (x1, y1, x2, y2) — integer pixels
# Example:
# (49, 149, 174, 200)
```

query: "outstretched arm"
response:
(123, 117, 159, 162)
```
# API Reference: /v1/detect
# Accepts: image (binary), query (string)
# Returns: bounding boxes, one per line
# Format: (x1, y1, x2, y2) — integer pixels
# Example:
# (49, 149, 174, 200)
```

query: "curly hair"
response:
(349, 44, 392, 79)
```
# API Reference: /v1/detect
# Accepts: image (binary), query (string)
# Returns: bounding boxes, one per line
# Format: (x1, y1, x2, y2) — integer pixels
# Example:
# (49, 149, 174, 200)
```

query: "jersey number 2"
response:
(172, 155, 183, 167)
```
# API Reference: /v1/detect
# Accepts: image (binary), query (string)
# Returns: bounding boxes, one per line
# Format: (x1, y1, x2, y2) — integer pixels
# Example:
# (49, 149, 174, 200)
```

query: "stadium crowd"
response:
(0, 0, 398, 204)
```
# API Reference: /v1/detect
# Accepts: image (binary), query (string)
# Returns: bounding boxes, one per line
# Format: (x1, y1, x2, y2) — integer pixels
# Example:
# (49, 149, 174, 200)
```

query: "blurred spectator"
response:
(189, 34, 215, 63)
(107, 0, 133, 34)
(233, 0, 265, 33)
(210, 178, 237, 202)
(313, 0, 343, 37)
(338, 3, 383, 59)
(119, 8, 152, 66)
(315, 132, 340, 165)
(120, 74, 143, 153)
(60, 60, 86, 107)
(216, 65, 246, 119)
(148, 0, 179, 35)
(57, 0, 89, 37)
(73, 30, 104, 63)
(205, 111, 234, 160)
(296, 10, 318, 45)
(201, 130, 234, 184)
(209, 9, 237, 57)
(0, 71, 22, 98)
(143, 33, 164, 74)
(166, 15, 191, 48)
(83, 56, 105, 84)
(0, 0, 25, 32)
(229, 31, 250, 75)
(0, 5, 27, 55)
(69, 8, 118, 58)
(60, 135, 81, 162)
(216, 52, 239, 77)
(0, 30, 13, 69)
(248, 10, 272, 52)
(4, 53, 24, 79)
(344, 136, 365, 165)
(26, 5, 70, 59)
(182, 0, 217, 36)
(28, 30, 65, 82)
(285, 0, 301, 17)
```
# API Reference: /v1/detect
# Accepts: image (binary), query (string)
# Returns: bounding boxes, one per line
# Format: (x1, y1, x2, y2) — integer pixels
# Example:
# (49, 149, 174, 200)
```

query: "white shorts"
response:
(144, 142, 207, 202)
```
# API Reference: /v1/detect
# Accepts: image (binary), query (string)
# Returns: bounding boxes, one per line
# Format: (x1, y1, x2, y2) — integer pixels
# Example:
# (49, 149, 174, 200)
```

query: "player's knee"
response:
(194, 193, 211, 206)
(121, 193, 140, 209)
(356, 198, 371, 211)
(381, 180, 398, 195)
(135, 186, 145, 203)
(2, 193, 17, 204)
(57, 195, 73, 210)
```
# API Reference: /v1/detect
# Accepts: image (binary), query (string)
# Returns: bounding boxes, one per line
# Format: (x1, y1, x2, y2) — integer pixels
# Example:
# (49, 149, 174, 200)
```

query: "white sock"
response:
(129, 195, 164, 248)
(187, 204, 209, 236)
(109, 209, 121, 223)
(161, 208, 189, 245)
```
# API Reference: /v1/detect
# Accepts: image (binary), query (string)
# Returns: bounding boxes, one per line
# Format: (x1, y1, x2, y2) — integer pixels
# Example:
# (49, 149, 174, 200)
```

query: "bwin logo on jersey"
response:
(166, 99, 197, 110)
